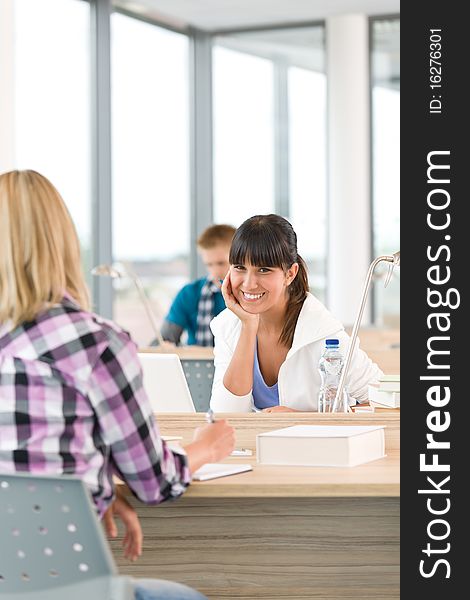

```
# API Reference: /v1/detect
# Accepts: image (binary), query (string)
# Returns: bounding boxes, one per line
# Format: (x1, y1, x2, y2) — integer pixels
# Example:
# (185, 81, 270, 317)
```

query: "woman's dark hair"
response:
(229, 214, 309, 348)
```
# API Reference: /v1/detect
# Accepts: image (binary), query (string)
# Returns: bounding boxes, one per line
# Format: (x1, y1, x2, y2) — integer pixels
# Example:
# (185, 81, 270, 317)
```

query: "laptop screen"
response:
(137, 353, 196, 413)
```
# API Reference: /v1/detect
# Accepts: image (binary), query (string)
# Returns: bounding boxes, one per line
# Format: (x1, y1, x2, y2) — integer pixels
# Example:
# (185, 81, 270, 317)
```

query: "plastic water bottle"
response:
(318, 339, 348, 413)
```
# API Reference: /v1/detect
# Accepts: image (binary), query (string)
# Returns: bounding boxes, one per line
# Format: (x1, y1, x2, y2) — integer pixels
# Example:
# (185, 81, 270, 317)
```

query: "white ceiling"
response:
(114, 0, 400, 31)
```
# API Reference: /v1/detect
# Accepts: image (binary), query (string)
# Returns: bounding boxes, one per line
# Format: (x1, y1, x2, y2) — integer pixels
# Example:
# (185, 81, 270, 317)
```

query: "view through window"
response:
(12, 0, 91, 279)
(111, 12, 190, 346)
(371, 17, 400, 327)
(213, 26, 327, 301)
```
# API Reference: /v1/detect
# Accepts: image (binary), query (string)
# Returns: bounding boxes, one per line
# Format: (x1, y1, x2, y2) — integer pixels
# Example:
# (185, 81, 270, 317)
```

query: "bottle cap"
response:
(325, 338, 339, 347)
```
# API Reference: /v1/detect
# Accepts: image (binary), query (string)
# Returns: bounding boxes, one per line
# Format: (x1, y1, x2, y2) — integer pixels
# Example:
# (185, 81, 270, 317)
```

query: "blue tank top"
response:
(252, 340, 280, 410)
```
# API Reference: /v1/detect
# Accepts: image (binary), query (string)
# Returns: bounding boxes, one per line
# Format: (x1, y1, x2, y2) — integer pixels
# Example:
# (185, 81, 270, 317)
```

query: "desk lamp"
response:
(91, 263, 165, 346)
(331, 251, 400, 413)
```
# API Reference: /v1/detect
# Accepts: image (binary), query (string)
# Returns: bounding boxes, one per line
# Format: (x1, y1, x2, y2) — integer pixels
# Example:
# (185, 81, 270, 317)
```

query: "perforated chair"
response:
(180, 358, 214, 412)
(0, 473, 133, 600)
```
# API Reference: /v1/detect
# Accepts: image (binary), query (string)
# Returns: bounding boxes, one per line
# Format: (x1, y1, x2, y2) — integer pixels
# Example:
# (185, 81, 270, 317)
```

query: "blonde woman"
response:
(0, 170, 235, 600)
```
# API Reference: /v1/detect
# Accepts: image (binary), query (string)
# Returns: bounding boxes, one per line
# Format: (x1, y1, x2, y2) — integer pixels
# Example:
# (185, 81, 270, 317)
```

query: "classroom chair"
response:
(180, 358, 214, 412)
(0, 472, 133, 600)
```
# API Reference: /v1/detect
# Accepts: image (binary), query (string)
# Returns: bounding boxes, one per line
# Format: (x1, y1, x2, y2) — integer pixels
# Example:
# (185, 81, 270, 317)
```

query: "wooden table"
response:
(112, 413, 400, 599)
(139, 327, 400, 375)
(138, 345, 214, 359)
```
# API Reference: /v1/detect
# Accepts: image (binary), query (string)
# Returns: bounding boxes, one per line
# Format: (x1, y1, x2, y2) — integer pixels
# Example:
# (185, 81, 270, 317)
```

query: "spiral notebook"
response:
(192, 463, 253, 481)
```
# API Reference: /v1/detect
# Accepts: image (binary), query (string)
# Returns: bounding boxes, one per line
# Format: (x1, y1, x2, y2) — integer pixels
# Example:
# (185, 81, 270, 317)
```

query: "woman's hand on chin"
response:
(222, 271, 259, 328)
(262, 406, 301, 413)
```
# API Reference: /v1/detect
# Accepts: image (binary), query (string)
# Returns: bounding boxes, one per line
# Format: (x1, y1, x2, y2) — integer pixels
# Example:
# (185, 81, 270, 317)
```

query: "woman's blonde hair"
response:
(0, 170, 90, 326)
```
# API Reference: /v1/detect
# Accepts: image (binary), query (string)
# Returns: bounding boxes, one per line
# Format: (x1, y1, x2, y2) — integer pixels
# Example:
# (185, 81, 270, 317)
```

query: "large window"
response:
(10, 0, 91, 273)
(4, 4, 398, 335)
(287, 30, 326, 301)
(213, 26, 327, 300)
(111, 13, 190, 346)
(213, 45, 274, 225)
(371, 18, 400, 327)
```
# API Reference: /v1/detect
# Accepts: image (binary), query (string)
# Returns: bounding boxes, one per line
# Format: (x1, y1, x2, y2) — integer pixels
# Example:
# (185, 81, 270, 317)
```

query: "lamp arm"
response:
(132, 276, 165, 346)
(331, 254, 395, 412)
(123, 262, 165, 346)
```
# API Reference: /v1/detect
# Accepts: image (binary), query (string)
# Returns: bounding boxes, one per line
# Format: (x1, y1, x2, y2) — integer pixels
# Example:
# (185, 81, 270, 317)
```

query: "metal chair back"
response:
(180, 358, 214, 412)
(0, 473, 133, 600)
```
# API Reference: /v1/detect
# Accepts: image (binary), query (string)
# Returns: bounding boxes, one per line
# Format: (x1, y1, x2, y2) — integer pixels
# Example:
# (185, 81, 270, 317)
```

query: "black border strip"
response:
(401, 2, 467, 595)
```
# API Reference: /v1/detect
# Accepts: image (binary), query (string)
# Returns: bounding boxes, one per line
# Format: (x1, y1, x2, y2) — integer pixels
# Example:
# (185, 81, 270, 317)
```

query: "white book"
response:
(368, 384, 400, 408)
(192, 463, 253, 481)
(378, 375, 400, 393)
(380, 374, 400, 382)
(256, 425, 386, 468)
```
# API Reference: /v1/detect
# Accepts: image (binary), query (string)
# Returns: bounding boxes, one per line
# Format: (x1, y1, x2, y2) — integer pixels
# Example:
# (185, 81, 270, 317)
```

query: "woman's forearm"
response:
(184, 439, 212, 473)
(223, 322, 257, 395)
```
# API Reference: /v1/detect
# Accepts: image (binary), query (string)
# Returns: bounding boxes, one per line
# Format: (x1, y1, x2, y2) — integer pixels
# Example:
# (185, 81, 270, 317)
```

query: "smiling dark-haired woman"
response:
(209, 214, 383, 413)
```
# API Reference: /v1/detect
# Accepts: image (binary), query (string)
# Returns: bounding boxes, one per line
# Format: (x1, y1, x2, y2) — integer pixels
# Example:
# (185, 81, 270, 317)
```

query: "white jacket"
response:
(209, 293, 383, 412)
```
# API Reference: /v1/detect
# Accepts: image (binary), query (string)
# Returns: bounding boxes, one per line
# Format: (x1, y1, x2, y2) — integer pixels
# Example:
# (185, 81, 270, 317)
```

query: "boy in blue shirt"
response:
(160, 224, 236, 346)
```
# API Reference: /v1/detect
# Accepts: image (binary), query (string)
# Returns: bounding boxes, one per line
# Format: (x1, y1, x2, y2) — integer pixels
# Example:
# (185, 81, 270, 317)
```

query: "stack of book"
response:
(368, 374, 400, 408)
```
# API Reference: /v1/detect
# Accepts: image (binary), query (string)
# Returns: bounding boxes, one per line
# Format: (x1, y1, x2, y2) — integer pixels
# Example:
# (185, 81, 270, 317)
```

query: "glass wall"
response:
(287, 34, 326, 301)
(213, 26, 327, 300)
(10, 0, 91, 274)
(371, 17, 400, 327)
(111, 13, 190, 346)
(212, 45, 274, 225)
(4, 3, 398, 337)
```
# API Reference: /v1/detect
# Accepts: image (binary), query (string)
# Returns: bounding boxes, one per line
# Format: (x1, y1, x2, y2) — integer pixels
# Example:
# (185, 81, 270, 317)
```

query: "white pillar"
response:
(326, 14, 371, 326)
(0, 0, 15, 173)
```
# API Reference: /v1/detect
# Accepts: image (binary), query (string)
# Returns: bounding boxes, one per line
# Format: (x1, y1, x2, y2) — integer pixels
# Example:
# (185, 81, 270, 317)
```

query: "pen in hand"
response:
(205, 409, 249, 456)
(205, 408, 215, 424)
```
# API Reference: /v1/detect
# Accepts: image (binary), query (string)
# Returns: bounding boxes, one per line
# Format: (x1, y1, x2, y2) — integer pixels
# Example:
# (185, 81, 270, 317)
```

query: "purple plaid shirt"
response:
(0, 296, 191, 516)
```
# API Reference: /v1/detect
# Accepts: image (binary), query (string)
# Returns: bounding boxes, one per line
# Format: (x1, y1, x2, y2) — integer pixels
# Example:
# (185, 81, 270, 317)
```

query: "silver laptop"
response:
(137, 353, 196, 413)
